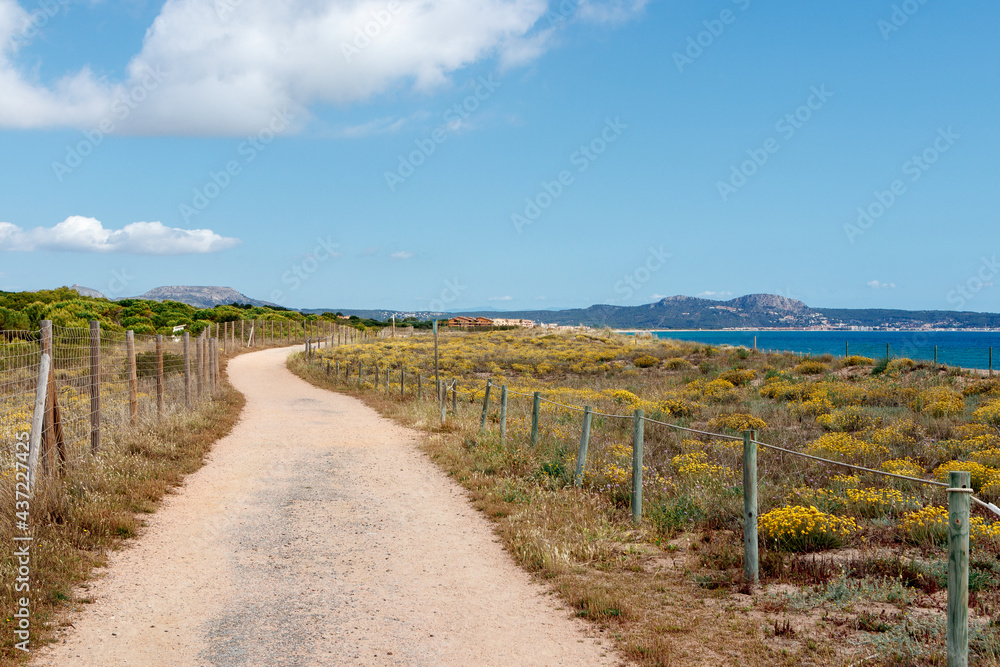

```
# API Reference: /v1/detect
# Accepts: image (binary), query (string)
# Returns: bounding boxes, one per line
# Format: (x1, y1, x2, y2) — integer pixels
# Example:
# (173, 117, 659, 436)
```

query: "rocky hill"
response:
(136, 286, 277, 309)
(449, 294, 1000, 330)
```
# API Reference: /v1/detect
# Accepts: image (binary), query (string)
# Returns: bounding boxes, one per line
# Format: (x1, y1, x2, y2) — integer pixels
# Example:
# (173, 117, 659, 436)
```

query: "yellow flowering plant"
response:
(758, 505, 858, 551)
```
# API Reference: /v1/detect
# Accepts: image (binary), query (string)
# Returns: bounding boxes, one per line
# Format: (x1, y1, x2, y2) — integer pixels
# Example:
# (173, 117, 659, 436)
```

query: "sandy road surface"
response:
(34, 347, 619, 666)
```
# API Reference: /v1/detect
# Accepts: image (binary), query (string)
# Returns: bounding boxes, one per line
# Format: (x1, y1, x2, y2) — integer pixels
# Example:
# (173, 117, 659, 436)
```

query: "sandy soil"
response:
(34, 347, 620, 666)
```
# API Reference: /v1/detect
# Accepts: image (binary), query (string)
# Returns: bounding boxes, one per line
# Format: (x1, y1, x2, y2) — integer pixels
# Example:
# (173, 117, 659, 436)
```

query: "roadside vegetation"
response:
(0, 367, 244, 665)
(0, 287, 386, 336)
(290, 328, 1000, 666)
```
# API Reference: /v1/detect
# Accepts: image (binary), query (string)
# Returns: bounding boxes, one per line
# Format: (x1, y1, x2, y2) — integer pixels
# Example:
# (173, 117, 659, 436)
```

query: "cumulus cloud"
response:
(0, 0, 647, 135)
(390, 250, 413, 260)
(0, 216, 240, 254)
(489, 295, 513, 301)
(697, 290, 733, 299)
(867, 280, 896, 289)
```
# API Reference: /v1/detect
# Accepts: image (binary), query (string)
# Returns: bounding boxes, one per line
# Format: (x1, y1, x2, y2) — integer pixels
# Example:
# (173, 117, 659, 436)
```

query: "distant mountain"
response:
(135, 286, 277, 309)
(448, 294, 1000, 330)
(70, 284, 106, 299)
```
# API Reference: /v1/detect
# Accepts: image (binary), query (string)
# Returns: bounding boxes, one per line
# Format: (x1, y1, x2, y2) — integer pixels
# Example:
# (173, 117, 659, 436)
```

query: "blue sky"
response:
(0, 0, 997, 313)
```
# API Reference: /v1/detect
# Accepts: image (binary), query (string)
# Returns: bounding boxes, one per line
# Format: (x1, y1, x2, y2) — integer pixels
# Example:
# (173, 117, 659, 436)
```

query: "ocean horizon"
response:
(639, 329, 1000, 371)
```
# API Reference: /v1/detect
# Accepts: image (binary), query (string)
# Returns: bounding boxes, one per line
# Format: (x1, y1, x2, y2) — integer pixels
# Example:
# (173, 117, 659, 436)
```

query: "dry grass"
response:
(0, 363, 244, 665)
(290, 329, 1000, 666)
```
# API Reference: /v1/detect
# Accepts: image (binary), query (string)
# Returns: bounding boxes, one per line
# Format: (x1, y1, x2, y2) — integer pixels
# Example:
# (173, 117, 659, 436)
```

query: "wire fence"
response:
(303, 331, 998, 663)
(0, 318, 346, 485)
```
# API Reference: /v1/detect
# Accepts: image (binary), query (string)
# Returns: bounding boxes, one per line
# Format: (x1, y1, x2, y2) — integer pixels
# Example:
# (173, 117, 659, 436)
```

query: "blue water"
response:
(649, 330, 1000, 370)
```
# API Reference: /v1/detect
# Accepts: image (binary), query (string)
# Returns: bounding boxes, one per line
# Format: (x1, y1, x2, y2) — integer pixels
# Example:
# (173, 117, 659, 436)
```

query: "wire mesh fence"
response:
(0, 317, 340, 485)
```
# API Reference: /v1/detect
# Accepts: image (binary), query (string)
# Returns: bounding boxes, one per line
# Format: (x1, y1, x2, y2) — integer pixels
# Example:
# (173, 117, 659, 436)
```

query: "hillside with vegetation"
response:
(292, 328, 1000, 665)
(0, 287, 386, 335)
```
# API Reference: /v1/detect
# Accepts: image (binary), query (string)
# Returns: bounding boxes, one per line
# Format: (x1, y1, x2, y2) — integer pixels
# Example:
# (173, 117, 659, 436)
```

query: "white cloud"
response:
(577, 0, 650, 25)
(697, 290, 733, 299)
(0, 0, 647, 135)
(390, 250, 413, 260)
(489, 295, 513, 301)
(0, 216, 240, 254)
(867, 280, 896, 289)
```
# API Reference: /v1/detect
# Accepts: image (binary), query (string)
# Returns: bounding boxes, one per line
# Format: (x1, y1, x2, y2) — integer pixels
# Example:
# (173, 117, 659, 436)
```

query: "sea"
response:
(646, 330, 1000, 371)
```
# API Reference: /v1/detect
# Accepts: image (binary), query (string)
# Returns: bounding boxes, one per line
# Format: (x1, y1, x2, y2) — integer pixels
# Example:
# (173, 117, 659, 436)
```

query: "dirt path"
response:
(34, 348, 620, 666)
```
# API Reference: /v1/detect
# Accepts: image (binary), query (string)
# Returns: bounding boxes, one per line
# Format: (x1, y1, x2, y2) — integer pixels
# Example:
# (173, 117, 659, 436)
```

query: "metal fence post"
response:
(743, 429, 759, 585)
(575, 406, 593, 487)
(948, 470, 971, 667)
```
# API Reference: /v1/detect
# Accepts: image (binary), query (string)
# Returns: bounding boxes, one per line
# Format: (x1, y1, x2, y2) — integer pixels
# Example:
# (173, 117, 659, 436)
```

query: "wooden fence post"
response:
(433, 320, 441, 424)
(400, 368, 405, 398)
(156, 335, 164, 418)
(89, 320, 101, 452)
(452, 378, 457, 413)
(27, 353, 52, 491)
(126, 330, 138, 425)
(530, 392, 541, 447)
(184, 332, 192, 408)
(479, 379, 492, 434)
(948, 470, 971, 667)
(39, 321, 57, 474)
(374, 363, 379, 390)
(935, 345, 939, 365)
(499, 385, 508, 445)
(632, 409, 644, 524)
(196, 334, 204, 397)
(743, 429, 760, 585)
(241, 320, 245, 346)
(575, 406, 592, 487)
(439, 382, 446, 425)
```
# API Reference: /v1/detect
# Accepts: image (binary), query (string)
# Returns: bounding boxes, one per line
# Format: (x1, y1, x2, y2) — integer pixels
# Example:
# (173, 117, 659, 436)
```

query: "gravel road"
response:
(33, 347, 619, 666)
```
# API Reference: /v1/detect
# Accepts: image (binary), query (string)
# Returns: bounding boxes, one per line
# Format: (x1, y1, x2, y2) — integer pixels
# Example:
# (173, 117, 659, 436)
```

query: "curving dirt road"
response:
(34, 347, 619, 666)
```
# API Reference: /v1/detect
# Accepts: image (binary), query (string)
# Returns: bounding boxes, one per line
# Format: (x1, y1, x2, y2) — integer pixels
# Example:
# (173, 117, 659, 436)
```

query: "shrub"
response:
(971, 448, 1000, 469)
(608, 389, 640, 406)
(843, 487, 920, 518)
(663, 357, 692, 370)
(973, 400, 1000, 427)
(963, 379, 1000, 397)
(759, 378, 807, 401)
(881, 458, 924, 478)
(706, 413, 767, 433)
(886, 358, 916, 375)
(633, 355, 659, 368)
(842, 355, 875, 367)
(900, 506, 949, 546)
(871, 419, 920, 448)
(702, 378, 737, 401)
(719, 368, 755, 386)
(806, 433, 890, 466)
(901, 506, 1000, 546)
(658, 396, 697, 417)
(932, 460, 1000, 492)
(795, 360, 828, 375)
(671, 451, 733, 480)
(871, 357, 891, 376)
(816, 406, 880, 432)
(758, 505, 857, 551)
(911, 387, 965, 417)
